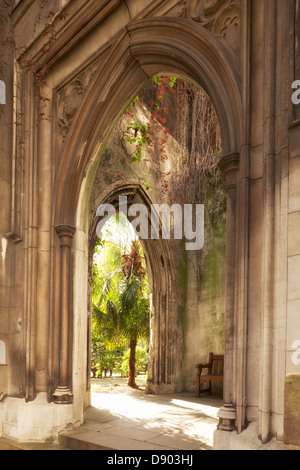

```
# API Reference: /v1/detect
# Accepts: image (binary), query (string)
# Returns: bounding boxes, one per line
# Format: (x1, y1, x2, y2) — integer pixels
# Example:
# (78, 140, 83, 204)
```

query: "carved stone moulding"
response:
(56, 0, 241, 147)
(57, 55, 104, 144)
(5, 231, 22, 243)
(164, 0, 241, 56)
(188, 0, 241, 54)
(53, 386, 73, 405)
(58, 79, 84, 140)
(218, 152, 239, 190)
(188, 0, 227, 20)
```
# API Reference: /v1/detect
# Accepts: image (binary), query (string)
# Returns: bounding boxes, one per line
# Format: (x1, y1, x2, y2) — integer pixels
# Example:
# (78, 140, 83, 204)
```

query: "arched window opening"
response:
(88, 75, 226, 400)
(91, 212, 150, 391)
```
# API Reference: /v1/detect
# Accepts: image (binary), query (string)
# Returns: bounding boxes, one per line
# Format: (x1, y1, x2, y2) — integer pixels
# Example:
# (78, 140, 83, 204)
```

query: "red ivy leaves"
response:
(123, 76, 181, 196)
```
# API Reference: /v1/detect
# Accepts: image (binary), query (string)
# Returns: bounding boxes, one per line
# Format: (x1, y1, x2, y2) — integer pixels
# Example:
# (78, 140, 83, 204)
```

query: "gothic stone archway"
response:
(2, 0, 298, 450)
(4, 0, 271, 447)
(49, 15, 243, 433)
(88, 183, 178, 396)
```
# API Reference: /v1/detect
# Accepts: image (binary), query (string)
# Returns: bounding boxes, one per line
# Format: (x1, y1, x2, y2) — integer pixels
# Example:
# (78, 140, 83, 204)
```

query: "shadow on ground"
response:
(65, 376, 223, 450)
(0, 376, 222, 450)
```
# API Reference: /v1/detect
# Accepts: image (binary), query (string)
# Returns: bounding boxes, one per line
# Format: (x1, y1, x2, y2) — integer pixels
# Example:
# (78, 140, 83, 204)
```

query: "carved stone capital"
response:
(55, 224, 76, 247)
(218, 152, 239, 190)
(55, 224, 76, 238)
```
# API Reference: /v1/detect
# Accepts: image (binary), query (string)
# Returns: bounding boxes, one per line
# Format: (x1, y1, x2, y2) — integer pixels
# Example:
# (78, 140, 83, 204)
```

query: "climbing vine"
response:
(118, 75, 222, 201)
(124, 76, 176, 163)
(120, 76, 181, 196)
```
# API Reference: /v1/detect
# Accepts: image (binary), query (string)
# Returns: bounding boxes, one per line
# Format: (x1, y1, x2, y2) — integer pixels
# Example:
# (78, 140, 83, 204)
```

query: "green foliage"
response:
(92, 215, 150, 384)
(123, 75, 177, 177)
(125, 123, 152, 163)
(125, 96, 139, 114)
(118, 276, 150, 342)
(140, 179, 152, 191)
(120, 345, 148, 376)
(91, 331, 126, 377)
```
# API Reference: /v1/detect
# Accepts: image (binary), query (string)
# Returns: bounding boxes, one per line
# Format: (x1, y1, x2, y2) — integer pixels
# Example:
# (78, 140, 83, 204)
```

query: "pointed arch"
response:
(49, 15, 243, 414)
(52, 17, 242, 228)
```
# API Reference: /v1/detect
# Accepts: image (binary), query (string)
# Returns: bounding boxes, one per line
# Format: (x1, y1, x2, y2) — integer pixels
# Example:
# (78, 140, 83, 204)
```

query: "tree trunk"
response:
(127, 338, 137, 388)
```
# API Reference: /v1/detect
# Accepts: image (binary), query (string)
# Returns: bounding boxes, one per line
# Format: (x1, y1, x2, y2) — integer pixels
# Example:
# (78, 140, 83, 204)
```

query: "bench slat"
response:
(196, 352, 224, 397)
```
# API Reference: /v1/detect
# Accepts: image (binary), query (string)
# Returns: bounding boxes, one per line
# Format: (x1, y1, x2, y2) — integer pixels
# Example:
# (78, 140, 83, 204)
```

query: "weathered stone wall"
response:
(284, 374, 300, 446)
(89, 80, 226, 394)
(286, 104, 300, 446)
(183, 226, 225, 394)
(0, 2, 22, 403)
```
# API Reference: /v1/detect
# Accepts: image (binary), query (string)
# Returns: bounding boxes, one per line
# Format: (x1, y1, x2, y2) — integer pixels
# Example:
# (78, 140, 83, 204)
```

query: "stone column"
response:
(53, 224, 75, 404)
(217, 153, 239, 431)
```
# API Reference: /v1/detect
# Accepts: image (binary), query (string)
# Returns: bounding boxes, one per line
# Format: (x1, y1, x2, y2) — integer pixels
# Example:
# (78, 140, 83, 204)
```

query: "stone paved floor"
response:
(0, 378, 222, 450)
(60, 389, 222, 450)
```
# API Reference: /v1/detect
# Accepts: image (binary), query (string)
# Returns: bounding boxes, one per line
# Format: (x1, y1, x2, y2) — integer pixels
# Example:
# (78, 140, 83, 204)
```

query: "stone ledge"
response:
(1, 393, 76, 442)
(213, 421, 285, 450)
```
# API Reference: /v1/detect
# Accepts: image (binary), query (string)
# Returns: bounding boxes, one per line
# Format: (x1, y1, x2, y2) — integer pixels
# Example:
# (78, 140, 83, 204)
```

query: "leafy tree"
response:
(121, 345, 148, 376)
(92, 215, 150, 387)
(118, 242, 150, 387)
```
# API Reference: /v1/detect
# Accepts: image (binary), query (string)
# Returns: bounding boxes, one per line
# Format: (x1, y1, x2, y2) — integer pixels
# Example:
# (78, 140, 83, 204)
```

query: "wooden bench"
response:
(196, 352, 224, 397)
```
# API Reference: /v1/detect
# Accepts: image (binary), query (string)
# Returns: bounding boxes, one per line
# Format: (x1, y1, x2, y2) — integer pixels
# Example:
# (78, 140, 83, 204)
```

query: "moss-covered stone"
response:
(284, 374, 300, 445)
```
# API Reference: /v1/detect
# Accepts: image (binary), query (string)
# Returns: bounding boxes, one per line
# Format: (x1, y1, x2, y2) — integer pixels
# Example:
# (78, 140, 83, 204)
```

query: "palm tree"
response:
(119, 241, 150, 387)
(93, 225, 150, 388)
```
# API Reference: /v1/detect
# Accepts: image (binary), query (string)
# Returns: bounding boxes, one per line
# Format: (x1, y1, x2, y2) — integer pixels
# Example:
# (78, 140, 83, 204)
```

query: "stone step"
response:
(59, 430, 116, 450)
(58, 427, 180, 451)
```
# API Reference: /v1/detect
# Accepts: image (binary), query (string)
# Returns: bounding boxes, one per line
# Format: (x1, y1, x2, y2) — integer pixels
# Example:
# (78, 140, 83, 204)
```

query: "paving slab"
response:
(59, 391, 222, 451)
(97, 425, 161, 442)
(146, 432, 205, 451)
(60, 429, 174, 451)
(0, 388, 222, 451)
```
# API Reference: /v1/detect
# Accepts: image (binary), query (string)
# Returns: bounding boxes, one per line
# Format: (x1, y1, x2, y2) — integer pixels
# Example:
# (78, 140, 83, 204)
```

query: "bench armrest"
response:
(196, 363, 210, 370)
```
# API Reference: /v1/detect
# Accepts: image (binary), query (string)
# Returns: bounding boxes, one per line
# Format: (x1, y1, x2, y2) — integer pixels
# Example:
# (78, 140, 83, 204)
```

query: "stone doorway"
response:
(46, 15, 242, 441)
(84, 77, 227, 404)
